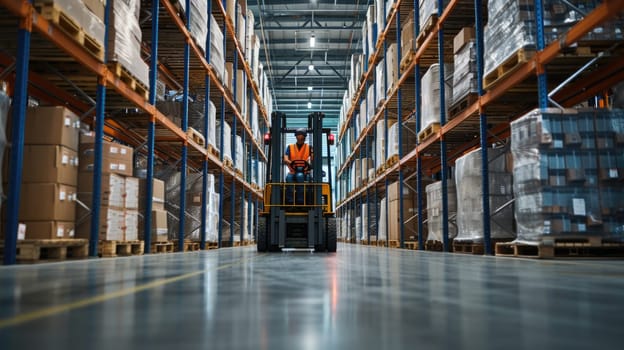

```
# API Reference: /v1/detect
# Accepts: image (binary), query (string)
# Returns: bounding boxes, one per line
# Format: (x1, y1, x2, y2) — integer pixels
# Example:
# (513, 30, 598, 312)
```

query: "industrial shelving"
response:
(335, 0, 624, 253)
(1, 0, 271, 264)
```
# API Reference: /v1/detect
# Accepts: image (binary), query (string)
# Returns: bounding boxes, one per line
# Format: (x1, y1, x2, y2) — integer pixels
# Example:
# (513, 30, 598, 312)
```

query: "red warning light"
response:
(328, 133, 335, 145)
(263, 133, 271, 145)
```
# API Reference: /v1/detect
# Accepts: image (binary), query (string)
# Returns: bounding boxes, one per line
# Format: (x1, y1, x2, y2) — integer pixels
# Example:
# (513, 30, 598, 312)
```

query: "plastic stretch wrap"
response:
(419, 0, 450, 32)
(234, 135, 244, 173)
(165, 172, 200, 240)
(34, 0, 106, 50)
(426, 181, 458, 242)
(359, 100, 367, 131)
(108, 0, 148, 87)
(156, 100, 207, 137)
(386, 43, 399, 93)
(206, 100, 217, 150)
(188, 0, 208, 54)
(454, 147, 514, 241)
(420, 64, 453, 133)
(360, 204, 369, 241)
(452, 40, 478, 104)
(375, 0, 385, 34)
(378, 196, 387, 240)
(367, 85, 375, 121)
(376, 119, 398, 169)
(484, 0, 621, 78)
(511, 108, 624, 241)
(361, 23, 368, 59)
(355, 216, 362, 242)
(245, 10, 255, 64)
(251, 101, 260, 142)
(366, 5, 376, 57)
(0, 87, 7, 213)
(375, 59, 386, 108)
(210, 14, 225, 82)
(124, 210, 139, 241)
(216, 121, 232, 163)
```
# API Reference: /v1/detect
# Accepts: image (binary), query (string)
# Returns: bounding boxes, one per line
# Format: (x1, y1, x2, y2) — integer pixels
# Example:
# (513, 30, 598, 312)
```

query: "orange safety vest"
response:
(288, 143, 311, 173)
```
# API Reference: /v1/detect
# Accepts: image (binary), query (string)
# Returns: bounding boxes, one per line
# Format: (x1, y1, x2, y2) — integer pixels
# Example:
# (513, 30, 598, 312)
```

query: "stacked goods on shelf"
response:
(236, 69, 247, 116)
(0, 85, 7, 215)
(378, 196, 387, 241)
(156, 100, 210, 147)
(206, 100, 217, 152)
(375, 58, 386, 107)
(365, 5, 377, 59)
(349, 54, 364, 100)
(454, 147, 515, 242)
(386, 43, 399, 93)
(222, 193, 251, 244)
(452, 28, 478, 104)
(210, 14, 226, 83)
(76, 132, 137, 241)
(251, 34, 261, 82)
(236, 3, 246, 52)
(387, 120, 417, 161)
(138, 178, 167, 242)
(367, 85, 375, 121)
(107, 0, 148, 87)
(419, 0, 450, 32)
(420, 64, 453, 136)
(426, 181, 458, 243)
(3, 107, 80, 239)
(375, 118, 398, 171)
(483, 0, 622, 82)
(511, 108, 624, 241)
(245, 10, 255, 65)
(234, 135, 244, 174)
(400, 10, 416, 67)
(355, 215, 362, 242)
(33, 0, 106, 59)
(216, 120, 233, 165)
(375, 0, 386, 40)
(167, 172, 219, 241)
(360, 203, 369, 242)
(174, 0, 208, 54)
(387, 181, 417, 242)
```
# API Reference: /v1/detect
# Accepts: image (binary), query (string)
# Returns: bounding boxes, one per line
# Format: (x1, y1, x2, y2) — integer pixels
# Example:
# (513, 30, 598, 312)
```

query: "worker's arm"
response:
(283, 154, 292, 166)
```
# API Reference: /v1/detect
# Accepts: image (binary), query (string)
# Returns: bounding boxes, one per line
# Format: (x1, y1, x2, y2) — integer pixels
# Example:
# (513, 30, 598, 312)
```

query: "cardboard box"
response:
(25, 106, 80, 150)
(139, 178, 165, 210)
(77, 172, 125, 208)
(83, 0, 106, 22)
(138, 209, 169, 242)
(76, 206, 124, 241)
(388, 198, 417, 241)
(79, 154, 133, 177)
(20, 183, 76, 221)
(22, 221, 75, 239)
(124, 177, 139, 209)
(454, 27, 475, 54)
(79, 139, 133, 162)
(225, 62, 234, 92)
(387, 180, 412, 202)
(124, 210, 139, 241)
(22, 145, 79, 186)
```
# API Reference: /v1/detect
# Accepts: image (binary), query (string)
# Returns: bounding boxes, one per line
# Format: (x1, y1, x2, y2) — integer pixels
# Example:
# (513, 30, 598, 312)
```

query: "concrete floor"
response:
(0, 244, 623, 349)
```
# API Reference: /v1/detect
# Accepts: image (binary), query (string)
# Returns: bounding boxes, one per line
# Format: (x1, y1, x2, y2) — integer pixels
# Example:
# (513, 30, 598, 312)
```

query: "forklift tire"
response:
(327, 217, 337, 253)
(257, 217, 267, 252)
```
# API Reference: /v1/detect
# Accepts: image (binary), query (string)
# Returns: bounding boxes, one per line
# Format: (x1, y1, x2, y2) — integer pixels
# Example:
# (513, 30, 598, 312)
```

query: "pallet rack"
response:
(335, 0, 624, 253)
(1, 0, 270, 264)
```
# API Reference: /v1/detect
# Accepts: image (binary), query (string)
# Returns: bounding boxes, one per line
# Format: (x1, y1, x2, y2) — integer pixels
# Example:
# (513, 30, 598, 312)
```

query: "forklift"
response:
(257, 111, 337, 252)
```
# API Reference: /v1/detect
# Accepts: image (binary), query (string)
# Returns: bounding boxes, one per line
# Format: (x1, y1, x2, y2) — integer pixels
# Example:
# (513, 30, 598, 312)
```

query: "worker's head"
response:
(294, 128, 307, 143)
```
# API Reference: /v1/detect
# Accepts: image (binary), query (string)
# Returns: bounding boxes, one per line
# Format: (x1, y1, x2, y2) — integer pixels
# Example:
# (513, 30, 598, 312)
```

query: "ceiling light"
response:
(308, 64, 314, 71)
(308, 86, 313, 91)
(308, 101, 312, 109)
(310, 35, 316, 47)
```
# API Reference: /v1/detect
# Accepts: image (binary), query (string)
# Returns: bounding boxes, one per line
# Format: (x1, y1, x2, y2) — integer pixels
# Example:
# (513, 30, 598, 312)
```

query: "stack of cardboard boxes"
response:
(76, 132, 137, 241)
(12, 107, 81, 239)
(138, 178, 168, 242)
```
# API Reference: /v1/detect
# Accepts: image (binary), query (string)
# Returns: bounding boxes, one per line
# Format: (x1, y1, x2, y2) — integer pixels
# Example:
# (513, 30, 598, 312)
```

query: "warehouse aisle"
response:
(1, 244, 623, 349)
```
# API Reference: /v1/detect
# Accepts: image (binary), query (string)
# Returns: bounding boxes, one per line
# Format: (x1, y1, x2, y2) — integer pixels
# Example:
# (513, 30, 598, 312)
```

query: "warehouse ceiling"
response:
(247, 0, 369, 133)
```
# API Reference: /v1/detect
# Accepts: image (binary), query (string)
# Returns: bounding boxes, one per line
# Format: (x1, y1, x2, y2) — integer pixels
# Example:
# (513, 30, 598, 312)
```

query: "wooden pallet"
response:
(404, 241, 418, 250)
(235, 169, 244, 178)
(425, 240, 444, 251)
(205, 242, 219, 250)
(151, 241, 174, 253)
(207, 144, 220, 157)
(400, 48, 416, 74)
(223, 158, 233, 169)
(108, 61, 149, 100)
(186, 127, 205, 147)
(0, 239, 89, 262)
(98, 240, 144, 257)
(385, 155, 399, 168)
(449, 93, 479, 118)
(416, 14, 438, 47)
(453, 238, 512, 255)
(34, 3, 104, 61)
(172, 240, 201, 252)
(495, 237, 624, 259)
(375, 164, 386, 176)
(388, 240, 400, 248)
(233, 240, 253, 247)
(377, 240, 387, 247)
(417, 122, 441, 142)
(484, 48, 535, 90)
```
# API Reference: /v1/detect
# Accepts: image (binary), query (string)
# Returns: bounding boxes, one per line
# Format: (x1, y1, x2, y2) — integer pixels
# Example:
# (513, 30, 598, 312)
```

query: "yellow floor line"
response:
(0, 255, 262, 329)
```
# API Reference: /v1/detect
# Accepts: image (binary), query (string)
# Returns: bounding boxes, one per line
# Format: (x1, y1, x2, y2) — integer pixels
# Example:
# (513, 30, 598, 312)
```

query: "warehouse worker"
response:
(284, 128, 313, 183)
